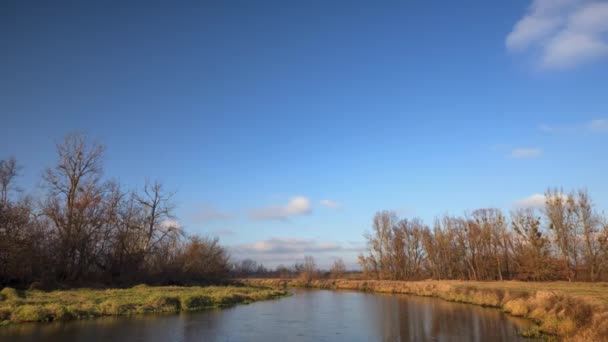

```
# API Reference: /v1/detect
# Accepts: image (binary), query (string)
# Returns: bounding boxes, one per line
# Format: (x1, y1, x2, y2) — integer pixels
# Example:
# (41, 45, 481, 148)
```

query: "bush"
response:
(145, 295, 181, 312)
(214, 293, 250, 306)
(44, 304, 75, 321)
(99, 300, 136, 315)
(0, 288, 21, 300)
(181, 295, 212, 310)
(504, 298, 528, 316)
(64, 304, 100, 319)
(11, 305, 49, 322)
(0, 308, 11, 321)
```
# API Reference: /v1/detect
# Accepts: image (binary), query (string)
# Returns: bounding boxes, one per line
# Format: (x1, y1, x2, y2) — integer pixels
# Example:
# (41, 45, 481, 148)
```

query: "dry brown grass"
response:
(240, 278, 608, 341)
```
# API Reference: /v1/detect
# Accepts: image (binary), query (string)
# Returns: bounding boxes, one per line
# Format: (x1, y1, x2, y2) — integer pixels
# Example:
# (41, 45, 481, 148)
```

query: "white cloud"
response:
(230, 237, 365, 269)
(539, 124, 556, 132)
(514, 192, 569, 208)
(235, 238, 341, 254)
(193, 205, 234, 222)
(509, 147, 543, 159)
(320, 199, 339, 209)
(514, 194, 547, 208)
(507, 0, 608, 68)
(161, 219, 181, 229)
(540, 118, 608, 133)
(250, 196, 312, 221)
(588, 119, 608, 132)
(210, 229, 235, 236)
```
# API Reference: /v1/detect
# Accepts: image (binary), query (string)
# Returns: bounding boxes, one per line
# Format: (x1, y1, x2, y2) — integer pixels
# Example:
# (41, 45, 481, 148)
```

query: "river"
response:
(0, 288, 536, 341)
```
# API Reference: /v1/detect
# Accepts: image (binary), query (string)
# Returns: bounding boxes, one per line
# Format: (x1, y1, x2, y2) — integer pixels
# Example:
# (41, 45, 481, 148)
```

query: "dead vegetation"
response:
(240, 278, 608, 341)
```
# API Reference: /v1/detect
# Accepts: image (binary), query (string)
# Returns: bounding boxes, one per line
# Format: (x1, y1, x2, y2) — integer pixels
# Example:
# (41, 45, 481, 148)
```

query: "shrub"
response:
(504, 298, 528, 316)
(569, 301, 593, 326)
(557, 317, 577, 336)
(0, 287, 21, 300)
(145, 295, 181, 312)
(0, 308, 11, 321)
(11, 305, 49, 322)
(211, 293, 250, 306)
(99, 300, 136, 315)
(181, 295, 212, 310)
(520, 325, 543, 338)
(65, 303, 100, 319)
(44, 304, 75, 321)
(471, 290, 501, 307)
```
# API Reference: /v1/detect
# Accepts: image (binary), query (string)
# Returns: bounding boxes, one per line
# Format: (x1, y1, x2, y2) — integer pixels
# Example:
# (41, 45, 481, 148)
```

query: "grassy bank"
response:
(239, 279, 608, 341)
(0, 285, 287, 325)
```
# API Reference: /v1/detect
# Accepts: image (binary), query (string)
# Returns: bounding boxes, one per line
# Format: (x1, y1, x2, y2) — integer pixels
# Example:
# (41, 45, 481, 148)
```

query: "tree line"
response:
(0, 133, 230, 288)
(359, 191, 608, 282)
(230, 256, 347, 280)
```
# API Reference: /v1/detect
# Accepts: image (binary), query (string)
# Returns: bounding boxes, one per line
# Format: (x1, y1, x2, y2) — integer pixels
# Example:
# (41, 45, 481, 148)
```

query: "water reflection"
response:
(0, 289, 535, 342)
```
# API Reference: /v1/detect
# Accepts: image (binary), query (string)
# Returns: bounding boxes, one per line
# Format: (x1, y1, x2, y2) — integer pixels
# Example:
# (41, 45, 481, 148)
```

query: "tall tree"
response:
(511, 209, 554, 281)
(42, 133, 109, 281)
(574, 190, 606, 281)
(0, 157, 20, 205)
(544, 188, 579, 281)
(358, 211, 397, 279)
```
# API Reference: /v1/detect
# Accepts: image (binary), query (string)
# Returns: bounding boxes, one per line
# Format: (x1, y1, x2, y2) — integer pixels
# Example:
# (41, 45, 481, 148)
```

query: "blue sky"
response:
(1, 0, 607, 268)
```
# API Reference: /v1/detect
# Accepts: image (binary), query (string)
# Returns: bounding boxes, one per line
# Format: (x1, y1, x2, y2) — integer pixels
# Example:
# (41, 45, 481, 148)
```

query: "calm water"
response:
(0, 289, 535, 342)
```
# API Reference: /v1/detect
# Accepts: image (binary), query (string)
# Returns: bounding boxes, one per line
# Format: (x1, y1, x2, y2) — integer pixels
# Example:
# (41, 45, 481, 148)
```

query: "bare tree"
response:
(358, 211, 397, 279)
(544, 188, 579, 281)
(471, 209, 509, 281)
(574, 190, 606, 281)
(330, 258, 346, 279)
(0, 157, 20, 205)
(180, 235, 230, 281)
(134, 180, 181, 259)
(299, 255, 318, 282)
(42, 133, 108, 281)
(511, 208, 555, 281)
(391, 218, 425, 280)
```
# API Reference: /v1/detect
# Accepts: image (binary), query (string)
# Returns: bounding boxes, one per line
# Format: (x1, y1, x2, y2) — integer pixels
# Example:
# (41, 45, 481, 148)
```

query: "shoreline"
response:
(0, 285, 287, 326)
(238, 278, 608, 341)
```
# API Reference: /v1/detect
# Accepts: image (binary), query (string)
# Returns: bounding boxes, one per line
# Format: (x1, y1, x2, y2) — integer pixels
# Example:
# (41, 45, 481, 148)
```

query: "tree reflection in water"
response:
(0, 289, 537, 342)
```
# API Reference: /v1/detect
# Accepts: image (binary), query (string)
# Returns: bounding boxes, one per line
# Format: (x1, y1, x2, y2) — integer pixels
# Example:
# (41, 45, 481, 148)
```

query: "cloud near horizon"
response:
(250, 196, 312, 221)
(320, 199, 339, 209)
(193, 205, 234, 222)
(509, 147, 543, 159)
(513, 193, 547, 208)
(506, 0, 608, 69)
(210, 229, 235, 236)
(230, 237, 365, 268)
(514, 192, 569, 208)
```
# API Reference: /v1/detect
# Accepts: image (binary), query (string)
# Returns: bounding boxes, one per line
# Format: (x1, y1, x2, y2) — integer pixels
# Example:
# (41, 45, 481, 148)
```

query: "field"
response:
(0, 285, 286, 325)
(240, 278, 608, 341)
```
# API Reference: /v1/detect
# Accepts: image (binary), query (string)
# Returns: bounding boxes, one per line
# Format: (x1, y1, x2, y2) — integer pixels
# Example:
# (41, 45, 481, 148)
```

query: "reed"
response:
(239, 278, 608, 341)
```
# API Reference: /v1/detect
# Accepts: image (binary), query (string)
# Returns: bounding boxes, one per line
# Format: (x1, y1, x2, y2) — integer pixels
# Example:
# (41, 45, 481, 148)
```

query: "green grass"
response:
(0, 285, 287, 325)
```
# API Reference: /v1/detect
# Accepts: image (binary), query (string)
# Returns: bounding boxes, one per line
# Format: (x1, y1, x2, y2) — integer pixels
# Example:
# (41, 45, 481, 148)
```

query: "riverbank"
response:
(0, 285, 287, 325)
(239, 279, 608, 341)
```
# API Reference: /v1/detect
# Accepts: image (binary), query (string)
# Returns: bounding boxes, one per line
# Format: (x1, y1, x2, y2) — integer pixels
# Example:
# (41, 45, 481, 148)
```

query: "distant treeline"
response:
(359, 192, 608, 282)
(0, 133, 230, 289)
(230, 255, 349, 281)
